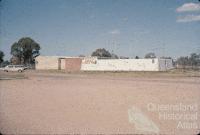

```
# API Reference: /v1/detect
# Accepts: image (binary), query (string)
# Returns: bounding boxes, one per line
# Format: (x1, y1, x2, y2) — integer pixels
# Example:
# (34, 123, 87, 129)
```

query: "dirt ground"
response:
(0, 70, 200, 135)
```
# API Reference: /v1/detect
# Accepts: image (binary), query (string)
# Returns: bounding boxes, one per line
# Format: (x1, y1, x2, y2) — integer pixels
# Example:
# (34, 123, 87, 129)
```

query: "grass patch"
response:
(81, 69, 200, 77)
(23, 69, 200, 78)
(0, 71, 27, 80)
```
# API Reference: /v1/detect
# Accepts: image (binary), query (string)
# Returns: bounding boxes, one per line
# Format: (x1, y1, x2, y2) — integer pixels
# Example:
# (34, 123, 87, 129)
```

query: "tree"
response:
(189, 53, 200, 66)
(135, 56, 139, 59)
(119, 56, 129, 59)
(91, 48, 112, 58)
(10, 37, 41, 65)
(79, 54, 85, 57)
(11, 42, 23, 64)
(1, 60, 10, 67)
(176, 56, 189, 67)
(0, 50, 4, 63)
(198, 53, 200, 66)
(176, 53, 200, 68)
(111, 53, 119, 59)
(160, 56, 172, 59)
(10, 56, 21, 65)
(145, 52, 156, 59)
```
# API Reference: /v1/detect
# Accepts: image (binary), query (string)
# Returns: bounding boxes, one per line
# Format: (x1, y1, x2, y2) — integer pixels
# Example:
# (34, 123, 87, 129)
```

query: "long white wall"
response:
(36, 56, 174, 71)
(81, 58, 160, 71)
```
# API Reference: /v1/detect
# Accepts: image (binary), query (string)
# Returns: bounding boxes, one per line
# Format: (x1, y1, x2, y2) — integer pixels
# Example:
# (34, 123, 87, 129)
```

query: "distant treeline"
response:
(175, 53, 200, 69)
(0, 36, 200, 70)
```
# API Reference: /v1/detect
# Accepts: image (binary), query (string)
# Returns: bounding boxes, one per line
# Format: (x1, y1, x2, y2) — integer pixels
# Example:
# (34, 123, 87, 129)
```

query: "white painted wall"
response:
(81, 58, 160, 71)
(36, 56, 173, 71)
(61, 59, 65, 70)
(158, 59, 174, 71)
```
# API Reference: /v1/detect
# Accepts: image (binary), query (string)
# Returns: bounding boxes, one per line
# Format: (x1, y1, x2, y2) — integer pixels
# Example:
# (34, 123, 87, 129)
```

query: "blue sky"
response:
(0, 0, 200, 60)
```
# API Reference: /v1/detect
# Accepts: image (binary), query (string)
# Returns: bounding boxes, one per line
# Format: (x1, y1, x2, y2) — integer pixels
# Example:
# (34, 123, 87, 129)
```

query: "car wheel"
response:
(18, 70, 22, 72)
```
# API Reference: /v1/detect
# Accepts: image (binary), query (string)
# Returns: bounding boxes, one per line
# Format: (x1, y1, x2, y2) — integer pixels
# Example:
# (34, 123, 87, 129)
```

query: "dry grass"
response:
(0, 71, 27, 80)
(1, 69, 200, 80)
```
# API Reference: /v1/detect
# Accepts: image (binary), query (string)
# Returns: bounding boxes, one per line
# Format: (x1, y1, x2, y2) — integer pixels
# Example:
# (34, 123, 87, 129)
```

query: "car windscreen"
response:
(15, 65, 23, 68)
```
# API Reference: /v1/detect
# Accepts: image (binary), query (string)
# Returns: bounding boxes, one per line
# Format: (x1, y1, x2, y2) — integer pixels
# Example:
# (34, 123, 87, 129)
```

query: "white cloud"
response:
(109, 29, 120, 35)
(176, 3, 200, 12)
(176, 14, 200, 22)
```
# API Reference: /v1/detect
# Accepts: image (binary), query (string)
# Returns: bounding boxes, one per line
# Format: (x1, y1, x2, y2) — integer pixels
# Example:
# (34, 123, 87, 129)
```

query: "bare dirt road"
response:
(0, 71, 200, 135)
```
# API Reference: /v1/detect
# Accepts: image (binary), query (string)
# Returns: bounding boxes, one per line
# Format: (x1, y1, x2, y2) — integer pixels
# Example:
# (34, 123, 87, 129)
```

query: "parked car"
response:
(3, 65, 27, 72)
(24, 64, 35, 69)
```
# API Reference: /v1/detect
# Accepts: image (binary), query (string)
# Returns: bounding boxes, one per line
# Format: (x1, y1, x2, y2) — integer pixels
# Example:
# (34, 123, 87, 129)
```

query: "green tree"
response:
(176, 56, 189, 67)
(0, 50, 4, 63)
(176, 53, 200, 69)
(11, 37, 41, 64)
(160, 56, 172, 59)
(91, 48, 112, 58)
(111, 53, 119, 59)
(1, 60, 10, 67)
(189, 53, 200, 66)
(145, 52, 156, 59)
(11, 42, 23, 64)
(135, 56, 139, 59)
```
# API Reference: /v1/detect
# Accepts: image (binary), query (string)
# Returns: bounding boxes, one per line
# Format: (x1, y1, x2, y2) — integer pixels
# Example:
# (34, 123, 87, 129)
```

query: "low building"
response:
(35, 56, 82, 72)
(81, 57, 173, 71)
(35, 56, 173, 71)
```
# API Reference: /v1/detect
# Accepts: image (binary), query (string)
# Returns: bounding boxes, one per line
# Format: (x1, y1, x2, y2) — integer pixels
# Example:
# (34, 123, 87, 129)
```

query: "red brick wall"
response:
(65, 58, 82, 72)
